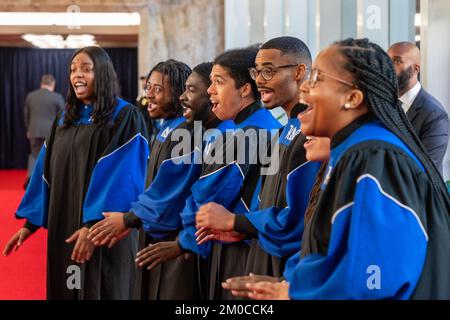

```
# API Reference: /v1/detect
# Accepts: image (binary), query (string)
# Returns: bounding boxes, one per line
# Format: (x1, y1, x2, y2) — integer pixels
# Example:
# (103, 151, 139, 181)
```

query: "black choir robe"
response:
(16, 98, 149, 299)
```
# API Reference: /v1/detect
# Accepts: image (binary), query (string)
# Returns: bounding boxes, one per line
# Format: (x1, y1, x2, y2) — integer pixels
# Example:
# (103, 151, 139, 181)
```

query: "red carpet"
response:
(0, 170, 46, 300)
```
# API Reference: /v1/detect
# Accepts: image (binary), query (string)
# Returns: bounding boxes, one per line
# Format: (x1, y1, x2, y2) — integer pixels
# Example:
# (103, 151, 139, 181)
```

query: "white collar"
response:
(399, 82, 421, 113)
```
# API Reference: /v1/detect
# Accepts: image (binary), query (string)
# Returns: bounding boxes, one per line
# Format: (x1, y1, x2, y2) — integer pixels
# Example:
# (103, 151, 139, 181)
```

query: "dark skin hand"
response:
(135, 241, 191, 270)
(195, 226, 245, 245)
(66, 227, 95, 264)
(195, 202, 235, 231)
(2, 228, 32, 256)
(105, 229, 131, 248)
(245, 281, 290, 300)
(87, 212, 128, 246)
(222, 273, 281, 298)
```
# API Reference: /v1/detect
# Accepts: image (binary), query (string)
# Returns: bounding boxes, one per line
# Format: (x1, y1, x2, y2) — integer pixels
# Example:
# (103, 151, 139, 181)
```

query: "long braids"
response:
(304, 161, 329, 224)
(147, 59, 192, 117)
(334, 38, 450, 208)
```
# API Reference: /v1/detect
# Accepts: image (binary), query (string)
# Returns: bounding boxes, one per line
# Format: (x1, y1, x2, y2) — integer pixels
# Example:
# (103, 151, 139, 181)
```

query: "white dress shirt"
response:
(399, 82, 421, 114)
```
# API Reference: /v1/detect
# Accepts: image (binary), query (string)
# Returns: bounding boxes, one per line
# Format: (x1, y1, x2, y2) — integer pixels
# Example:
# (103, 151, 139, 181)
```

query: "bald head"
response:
(389, 42, 420, 64)
(387, 42, 421, 95)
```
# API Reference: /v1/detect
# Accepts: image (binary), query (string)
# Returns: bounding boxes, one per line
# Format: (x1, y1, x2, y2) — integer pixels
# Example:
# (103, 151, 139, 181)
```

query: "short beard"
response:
(397, 66, 415, 94)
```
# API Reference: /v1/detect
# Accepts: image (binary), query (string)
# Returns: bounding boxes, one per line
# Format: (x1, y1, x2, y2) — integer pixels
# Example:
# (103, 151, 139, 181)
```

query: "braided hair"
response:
(65, 46, 119, 128)
(334, 38, 450, 208)
(147, 59, 192, 117)
(304, 161, 329, 224)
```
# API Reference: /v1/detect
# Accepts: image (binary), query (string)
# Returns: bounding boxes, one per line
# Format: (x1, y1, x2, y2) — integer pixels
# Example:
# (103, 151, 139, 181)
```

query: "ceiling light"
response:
(22, 34, 98, 48)
(0, 12, 140, 26)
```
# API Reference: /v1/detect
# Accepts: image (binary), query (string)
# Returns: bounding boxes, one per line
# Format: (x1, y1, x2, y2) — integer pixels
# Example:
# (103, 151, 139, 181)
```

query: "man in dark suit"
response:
(388, 42, 449, 175)
(24, 74, 64, 187)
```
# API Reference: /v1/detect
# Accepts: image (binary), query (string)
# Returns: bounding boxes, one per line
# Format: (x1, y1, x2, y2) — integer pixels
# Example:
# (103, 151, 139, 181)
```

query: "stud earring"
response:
(344, 103, 352, 110)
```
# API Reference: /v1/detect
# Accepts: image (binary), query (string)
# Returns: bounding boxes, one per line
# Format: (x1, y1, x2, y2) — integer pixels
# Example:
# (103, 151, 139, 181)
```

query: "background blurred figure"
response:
(137, 75, 159, 145)
(23, 74, 64, 188)
(388, 42, 449, 175)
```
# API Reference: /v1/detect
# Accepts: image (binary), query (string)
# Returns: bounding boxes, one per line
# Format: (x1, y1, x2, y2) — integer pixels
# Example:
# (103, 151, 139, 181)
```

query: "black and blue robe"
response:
(16, 98, 149, 299)
(178, 101, 282, 299)
(131, 116, 222, 299)
(239, 104, 321, 277)
(288, 114, 450, 299)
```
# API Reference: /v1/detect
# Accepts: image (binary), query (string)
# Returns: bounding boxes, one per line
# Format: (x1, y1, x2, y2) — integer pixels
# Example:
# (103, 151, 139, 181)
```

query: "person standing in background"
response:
(23, 74, 64, 188)
(387, 42, 449, 175)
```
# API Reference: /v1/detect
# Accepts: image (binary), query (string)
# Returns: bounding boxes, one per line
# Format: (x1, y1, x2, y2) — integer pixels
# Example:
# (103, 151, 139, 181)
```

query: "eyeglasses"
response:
(248, 64, 299, 81)
(144, 83, 163, 95)
(308, 68, 356, 88)
(144, 83, 151, 95)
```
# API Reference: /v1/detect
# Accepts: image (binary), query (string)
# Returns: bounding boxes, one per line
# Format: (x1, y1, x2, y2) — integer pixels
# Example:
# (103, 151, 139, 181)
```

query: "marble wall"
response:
(138, 0, 224, 76)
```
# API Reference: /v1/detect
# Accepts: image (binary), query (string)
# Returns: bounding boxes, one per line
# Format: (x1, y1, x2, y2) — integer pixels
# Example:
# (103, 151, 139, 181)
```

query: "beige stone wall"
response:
(0, 0, 145, 12)
(139, 0, 224, 76)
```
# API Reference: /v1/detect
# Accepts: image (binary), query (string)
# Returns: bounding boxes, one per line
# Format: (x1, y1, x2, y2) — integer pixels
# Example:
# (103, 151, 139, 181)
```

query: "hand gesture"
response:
(135, 241, 185, 270)
(195, 226, 245, 245)
(66, 227, 95, 264)
(87, 212, 127, 246)
(195, 202, 235, 231)
(2, 228, 32, 256)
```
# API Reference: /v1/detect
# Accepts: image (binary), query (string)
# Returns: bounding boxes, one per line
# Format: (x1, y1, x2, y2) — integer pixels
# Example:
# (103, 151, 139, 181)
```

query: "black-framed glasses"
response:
(249, 64, 299, 81)
(308, 68, 356, 88)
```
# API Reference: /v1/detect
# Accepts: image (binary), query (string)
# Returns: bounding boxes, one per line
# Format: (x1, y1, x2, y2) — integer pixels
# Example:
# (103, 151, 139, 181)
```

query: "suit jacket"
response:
(24, 88, 65, 139)
(406, 87, 449, 175)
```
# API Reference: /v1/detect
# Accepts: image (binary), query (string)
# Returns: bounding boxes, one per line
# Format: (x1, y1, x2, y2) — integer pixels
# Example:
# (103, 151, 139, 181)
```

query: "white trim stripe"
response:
(240, 198, 250, 212)
(42, 175, 49, 187)
(286, 160, 311, 181)
(331, 202, 354, 224)
(160, 147, 197, 165)
(199, 161, 245, 180)
(356, 174, 428, 241)
(97, 133, 148, 164)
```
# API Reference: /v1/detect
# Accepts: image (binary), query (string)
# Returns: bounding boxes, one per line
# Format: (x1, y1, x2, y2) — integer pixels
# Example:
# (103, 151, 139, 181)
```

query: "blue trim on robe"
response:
(278, 118, 301, 146)
(82, 133, 149, 223)
(17, 98, 150, 227)
(248, 117, 301, 212)
(15, 144, 49, 228)
(288, 121, 428, 300)
(178, 109, 281, 258)
(155, 117, 186, 142)
(58, 97, 130, 126)
(283, 250, 301, 282)
(243, 117, 319, 258)
(245, 160, 320, 258)
(129, 117, 205, 239)
(322, 121, 424, 190)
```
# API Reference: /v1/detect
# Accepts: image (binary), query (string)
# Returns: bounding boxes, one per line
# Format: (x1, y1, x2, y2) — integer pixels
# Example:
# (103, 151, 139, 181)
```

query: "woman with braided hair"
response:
(225, 38, 450, 300)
